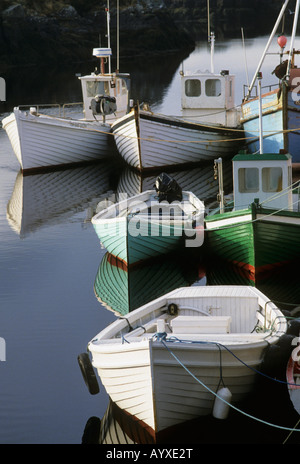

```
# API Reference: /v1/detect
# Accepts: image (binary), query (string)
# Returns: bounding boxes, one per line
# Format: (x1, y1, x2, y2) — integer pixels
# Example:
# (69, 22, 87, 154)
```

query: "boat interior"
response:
(96, 292, 286, 345)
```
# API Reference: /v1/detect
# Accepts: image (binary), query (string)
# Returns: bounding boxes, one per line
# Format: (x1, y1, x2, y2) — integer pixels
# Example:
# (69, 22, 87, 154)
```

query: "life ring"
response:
(78, 352, 99, 395)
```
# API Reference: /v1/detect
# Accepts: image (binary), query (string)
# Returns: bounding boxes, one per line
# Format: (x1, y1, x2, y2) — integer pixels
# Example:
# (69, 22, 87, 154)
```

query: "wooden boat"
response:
(86, 285, 287, 434)
(2, 4, 130, 173)
(286, 341, 300, 415)
(91, 174, 205, 266)
(241, 0, 300, 167)
(204, 153, 300, 283)
(111, 32, 243, 172)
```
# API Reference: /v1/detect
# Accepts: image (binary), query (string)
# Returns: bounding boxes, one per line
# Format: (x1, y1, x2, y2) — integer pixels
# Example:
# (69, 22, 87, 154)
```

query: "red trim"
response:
(287, 356, 300, 390)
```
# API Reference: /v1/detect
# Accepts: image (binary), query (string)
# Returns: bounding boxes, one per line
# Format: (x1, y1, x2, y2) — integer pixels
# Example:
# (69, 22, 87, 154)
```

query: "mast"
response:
(106, 0, 111, 74)
(245, 0, 290, 100)
(286, 0, 300, 80)
(117, 0, 120, 72)
(207, 0, 214, 73)
(257, 72, 264, 154)
(92, 0, 112, 74)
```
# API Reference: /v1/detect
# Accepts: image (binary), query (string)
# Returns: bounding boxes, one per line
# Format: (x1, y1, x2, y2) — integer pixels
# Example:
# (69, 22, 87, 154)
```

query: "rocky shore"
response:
(0, 0, 194, 70)
(0, 0, 294, 70)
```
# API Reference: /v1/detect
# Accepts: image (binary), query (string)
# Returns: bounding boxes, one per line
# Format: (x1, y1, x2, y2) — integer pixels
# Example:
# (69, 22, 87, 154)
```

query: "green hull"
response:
(93, 219, 186, 266)
(205, 203, 300, 282)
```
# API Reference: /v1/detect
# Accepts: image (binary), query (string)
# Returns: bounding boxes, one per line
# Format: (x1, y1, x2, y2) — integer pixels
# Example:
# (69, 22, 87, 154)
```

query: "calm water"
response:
(1, 36, 300, 445)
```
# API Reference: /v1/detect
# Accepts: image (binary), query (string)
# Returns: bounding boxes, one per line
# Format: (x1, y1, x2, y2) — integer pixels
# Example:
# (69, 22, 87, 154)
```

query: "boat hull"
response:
(204, 203, 300, 282)
(88, 285, 287, 434)
(2, 108, 115, 172)
(92, 190, 204, 266)
(91, 337, 266, 433)
(112, 108, 243, 172)
(241, 87, 300, 165)
(92, 216, 198, 266)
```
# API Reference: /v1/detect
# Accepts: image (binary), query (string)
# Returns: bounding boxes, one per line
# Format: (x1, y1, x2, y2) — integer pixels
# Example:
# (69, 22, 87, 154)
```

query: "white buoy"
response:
(212, 387, 232, 419)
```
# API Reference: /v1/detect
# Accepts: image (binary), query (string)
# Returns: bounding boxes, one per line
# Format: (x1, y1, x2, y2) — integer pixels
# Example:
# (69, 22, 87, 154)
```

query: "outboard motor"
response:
(90, 94, 117, 116)
(155, 172, 182, 203)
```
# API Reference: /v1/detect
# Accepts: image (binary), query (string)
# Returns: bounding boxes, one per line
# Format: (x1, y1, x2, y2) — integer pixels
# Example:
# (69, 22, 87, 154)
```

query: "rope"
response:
(205, 196, 300, 232)
(283, 417, 300, 443)
(259, 179, 300, 206)
(159, 338, 300, 433)
(35, 110, 300, 144)
(159, 336, 296, 387)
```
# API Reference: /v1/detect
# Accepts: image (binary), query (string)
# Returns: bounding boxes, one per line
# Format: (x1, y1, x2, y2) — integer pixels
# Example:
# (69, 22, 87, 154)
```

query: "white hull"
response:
(2, 108, 115, 172)
(88, 286, 287, 433)
(112, 108, 243, 171)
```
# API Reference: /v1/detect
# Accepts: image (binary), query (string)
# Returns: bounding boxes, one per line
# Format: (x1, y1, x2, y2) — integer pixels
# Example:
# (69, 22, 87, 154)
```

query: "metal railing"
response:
(18, 102, 83, 117)
(243, 83, 279, 100)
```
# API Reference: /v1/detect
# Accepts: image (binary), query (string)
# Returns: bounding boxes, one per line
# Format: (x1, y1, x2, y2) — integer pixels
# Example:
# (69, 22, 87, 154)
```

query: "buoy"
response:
(78, 352, 100, 395)
(278, 35, 287, 49)
(212, 387, 232, 419)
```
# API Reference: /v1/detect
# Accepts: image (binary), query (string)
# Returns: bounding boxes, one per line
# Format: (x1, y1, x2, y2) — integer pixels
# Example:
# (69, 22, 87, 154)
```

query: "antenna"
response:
(117, 0, 119, 72)
(241, 28, 249, 89)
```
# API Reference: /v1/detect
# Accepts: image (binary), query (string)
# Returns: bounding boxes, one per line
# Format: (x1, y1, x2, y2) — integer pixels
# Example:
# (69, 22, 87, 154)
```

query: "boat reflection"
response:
(6, 162, 118, 238)
(82, 400, 156, 444)
(116, 160, 233, 204)
(94, 251, 205, 315)
(205, 257, 300, 315)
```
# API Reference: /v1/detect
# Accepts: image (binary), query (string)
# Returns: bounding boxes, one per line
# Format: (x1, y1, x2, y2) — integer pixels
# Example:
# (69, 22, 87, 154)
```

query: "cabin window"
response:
(185, 79, 201, 97)
(205, 79, 221, 97)
(238, 168, 259, 193)
(121, 79, 128, 95)
(262, 167, 282, 192)
(86, 81, 109, 97)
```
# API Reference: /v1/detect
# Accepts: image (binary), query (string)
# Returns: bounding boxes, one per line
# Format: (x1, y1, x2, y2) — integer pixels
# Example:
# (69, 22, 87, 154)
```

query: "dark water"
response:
(1, 37, 300, 445)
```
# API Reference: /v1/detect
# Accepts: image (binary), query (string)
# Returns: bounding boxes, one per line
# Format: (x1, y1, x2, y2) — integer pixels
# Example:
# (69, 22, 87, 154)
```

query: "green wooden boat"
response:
(204, 153, 300, 283)
(91, 185, 205, 266)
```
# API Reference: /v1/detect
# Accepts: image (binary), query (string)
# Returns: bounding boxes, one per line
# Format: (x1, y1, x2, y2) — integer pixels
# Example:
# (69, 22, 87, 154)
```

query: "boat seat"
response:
(170, 315, 231, 334)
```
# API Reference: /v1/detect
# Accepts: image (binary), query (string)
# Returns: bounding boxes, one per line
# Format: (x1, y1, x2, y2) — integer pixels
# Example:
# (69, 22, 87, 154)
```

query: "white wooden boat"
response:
(2, 4, 130, 173)
(91, 175, 205, 266)
(286, 342, 300, 414)
(87, 285, 287, 434)
(111, 32, 243, 172)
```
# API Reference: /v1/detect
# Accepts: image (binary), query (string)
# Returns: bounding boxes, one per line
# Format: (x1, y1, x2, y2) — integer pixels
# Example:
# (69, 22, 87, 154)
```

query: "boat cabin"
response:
(79, 48, 130, 122)
(232, 153, 294, 211)
(181, 70, 240, 127)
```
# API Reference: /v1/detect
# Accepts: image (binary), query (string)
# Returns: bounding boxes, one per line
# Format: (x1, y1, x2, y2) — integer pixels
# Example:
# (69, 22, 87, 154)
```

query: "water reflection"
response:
(6, 162, 118, 238)
(94, 251, 205, 316)
(206, 258, 300, 315)
(116, 161, 233, 204)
